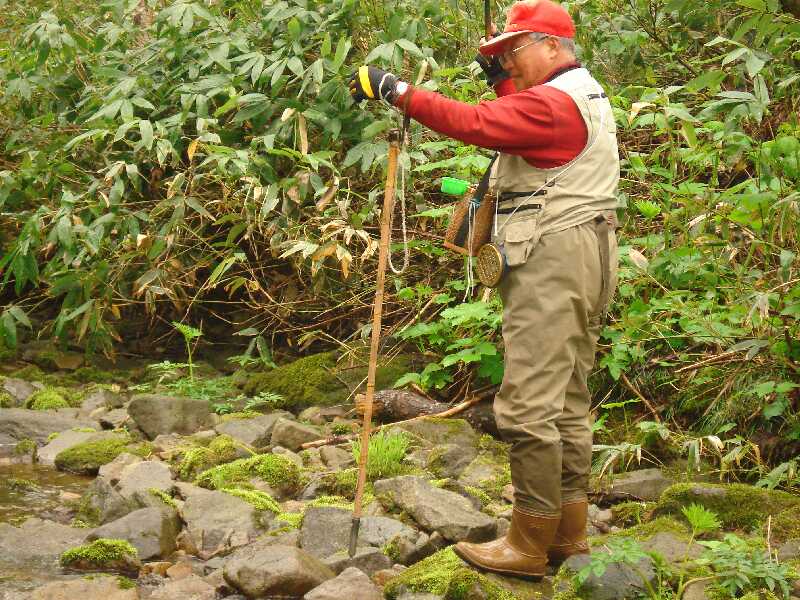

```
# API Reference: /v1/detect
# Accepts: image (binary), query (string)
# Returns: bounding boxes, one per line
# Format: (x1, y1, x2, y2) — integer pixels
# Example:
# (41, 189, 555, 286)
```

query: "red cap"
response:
(479, 0, 576, 56)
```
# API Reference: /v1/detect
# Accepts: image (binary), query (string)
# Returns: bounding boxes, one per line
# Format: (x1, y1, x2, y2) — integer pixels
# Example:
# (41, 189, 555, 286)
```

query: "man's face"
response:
(499, 34, 561, 90)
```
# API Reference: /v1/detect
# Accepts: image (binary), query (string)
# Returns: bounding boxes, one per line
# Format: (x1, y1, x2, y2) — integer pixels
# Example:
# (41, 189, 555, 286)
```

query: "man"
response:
(348, 0, 620, 580)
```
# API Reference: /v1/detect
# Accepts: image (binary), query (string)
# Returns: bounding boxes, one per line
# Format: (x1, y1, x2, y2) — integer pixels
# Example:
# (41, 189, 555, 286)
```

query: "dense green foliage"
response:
(1, 0, 798, 482)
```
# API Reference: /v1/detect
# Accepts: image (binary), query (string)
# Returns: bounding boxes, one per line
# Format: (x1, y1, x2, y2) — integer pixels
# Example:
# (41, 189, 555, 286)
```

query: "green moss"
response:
(611, 501, 655, 527)
(208, 434, 239, 461)
(54, 437, 129, 475)
(195, 453, 301, 491)
(116, 576, 136, 590)
(9, 364, 45, 381)
(221, 487, 281, 513)
(382, 537, 402, 562)
(73, 367, 117, 384)
(128, 441, 153, 458)
(239, 350, 412, 411)
(463, 485, 492, 507)
(771, 505, 800, 543)
(599, 516, 690, 542)
(219, 410, 261, 422)
(306, 495, 354, 510)
(60, 539, 138, 569)
(177, 446, 216, 479)
(13, 438, 36, 456)
(149, 488, 177, 508)
(655, 483, 800, 531)
(175, 434, 238, 480)
(8, 478, 37, 490)
(274, 512, 303, 529)
(72, 427, 98, 433)
(384, 548, 518, 600)
(0, 390, 14, 408)
(70, 518, 93, 528)
(26, 388, 70, 410)
(74, 495, 101, 527)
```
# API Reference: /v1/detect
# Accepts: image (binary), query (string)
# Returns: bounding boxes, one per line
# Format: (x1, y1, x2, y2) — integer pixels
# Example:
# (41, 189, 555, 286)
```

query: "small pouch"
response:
(494, 207, 543, 267)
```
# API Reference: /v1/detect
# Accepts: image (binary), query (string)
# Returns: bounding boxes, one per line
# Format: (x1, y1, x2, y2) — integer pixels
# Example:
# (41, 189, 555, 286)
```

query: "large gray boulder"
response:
(304, 567, 382, 600)
(223, 544, 335, 598)
(299, 506, 418, 559)
(0, 518, 88, 570)
(319, 446, 354, 469)
(374, 476, 497, 543)
(214, 411, 290, 448)
(321, 547, 392, 576)
(394, 418, 478, 448)
(37, 430, 125, 467)
(0, 408, 96, 445)
(86, 507, 180, 560)
(179, 487, 267, 558)
(270, 418, 321, 450)
(31, 575, 138, 600)
(127, 394, 213, 439)
(609, 468, 675, 501)
(80, 459, 173, 524)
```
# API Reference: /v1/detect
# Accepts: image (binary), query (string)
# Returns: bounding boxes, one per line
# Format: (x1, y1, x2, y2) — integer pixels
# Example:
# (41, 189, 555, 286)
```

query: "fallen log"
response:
(300, 386, 499, 450)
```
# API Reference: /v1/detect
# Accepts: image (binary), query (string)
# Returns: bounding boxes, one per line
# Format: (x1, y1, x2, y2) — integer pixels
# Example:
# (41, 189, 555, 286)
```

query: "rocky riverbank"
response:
(1, 359, 800, 600)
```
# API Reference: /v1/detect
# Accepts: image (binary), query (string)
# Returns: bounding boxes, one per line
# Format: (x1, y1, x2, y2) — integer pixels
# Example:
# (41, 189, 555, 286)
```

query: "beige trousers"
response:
(494, 218, 618, 516)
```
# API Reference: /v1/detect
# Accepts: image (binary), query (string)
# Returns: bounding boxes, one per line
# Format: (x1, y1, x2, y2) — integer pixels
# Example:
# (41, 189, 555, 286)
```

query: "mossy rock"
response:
(597, 516, 691, 543)
(175, 434, 242, 480)
(25, 387, 70, 410)
(60, 538, 140, 574)
(0, 390, 15, 408)
(384, 547, 548, 599)
(238, 350, 413, 412)
(54, 436, 132, 475)
(654, 483, 800, 531)
(195, 453, 302, 492)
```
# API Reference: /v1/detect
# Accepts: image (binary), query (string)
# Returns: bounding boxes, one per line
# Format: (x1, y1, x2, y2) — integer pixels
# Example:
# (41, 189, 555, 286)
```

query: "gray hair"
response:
(529, 32, 576, 56)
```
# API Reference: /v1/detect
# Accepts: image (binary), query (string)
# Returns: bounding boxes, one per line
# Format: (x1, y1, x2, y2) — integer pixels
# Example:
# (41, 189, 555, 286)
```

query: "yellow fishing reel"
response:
(475, 243, 507, 288)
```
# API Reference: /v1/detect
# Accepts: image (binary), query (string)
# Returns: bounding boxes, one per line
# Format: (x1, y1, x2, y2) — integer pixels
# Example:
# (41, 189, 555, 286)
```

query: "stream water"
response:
(0, 464, 93, 599)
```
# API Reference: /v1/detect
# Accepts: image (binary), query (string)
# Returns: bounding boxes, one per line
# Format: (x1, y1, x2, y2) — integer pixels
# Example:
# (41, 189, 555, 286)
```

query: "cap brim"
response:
(478, 30, 532, 56)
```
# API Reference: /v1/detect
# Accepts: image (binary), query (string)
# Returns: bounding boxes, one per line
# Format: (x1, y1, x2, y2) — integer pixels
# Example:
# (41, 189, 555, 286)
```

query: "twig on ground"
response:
(621, 372, 662, 423)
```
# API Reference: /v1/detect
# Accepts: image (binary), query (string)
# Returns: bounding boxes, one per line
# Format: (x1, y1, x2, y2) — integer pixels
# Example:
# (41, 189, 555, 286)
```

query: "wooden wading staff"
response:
(349, 128, 403, 557)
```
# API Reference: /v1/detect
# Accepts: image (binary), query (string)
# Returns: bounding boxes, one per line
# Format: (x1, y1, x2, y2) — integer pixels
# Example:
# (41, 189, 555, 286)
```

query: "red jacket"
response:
(396, 64, 588, 169)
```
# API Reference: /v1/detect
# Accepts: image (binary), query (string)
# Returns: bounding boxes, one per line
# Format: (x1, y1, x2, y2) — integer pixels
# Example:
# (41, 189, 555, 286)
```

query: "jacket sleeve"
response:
(394, 85, 588, 168)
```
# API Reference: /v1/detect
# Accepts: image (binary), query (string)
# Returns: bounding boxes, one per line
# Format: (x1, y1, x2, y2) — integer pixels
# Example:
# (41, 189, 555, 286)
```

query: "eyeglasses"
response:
(499, 36, 549, 63)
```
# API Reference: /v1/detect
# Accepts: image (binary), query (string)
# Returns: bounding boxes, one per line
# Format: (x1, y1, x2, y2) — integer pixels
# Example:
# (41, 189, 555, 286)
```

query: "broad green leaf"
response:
(139, 120, 153, 150)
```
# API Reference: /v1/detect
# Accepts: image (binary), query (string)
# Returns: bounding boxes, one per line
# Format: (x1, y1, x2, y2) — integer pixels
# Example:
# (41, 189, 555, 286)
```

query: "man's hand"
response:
(476, 27, 509, 86)
(348, 66, 399, 103)
(475, 54, 509, 86)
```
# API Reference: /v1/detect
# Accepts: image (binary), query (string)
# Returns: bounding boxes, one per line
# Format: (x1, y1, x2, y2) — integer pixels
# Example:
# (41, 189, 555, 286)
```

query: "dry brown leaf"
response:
(187, 139, 200, 161)
(316, 177, 339, 212)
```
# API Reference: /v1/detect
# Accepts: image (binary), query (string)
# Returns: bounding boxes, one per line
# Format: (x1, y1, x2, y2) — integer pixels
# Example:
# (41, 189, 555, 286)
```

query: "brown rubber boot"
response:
(453, 508, 560, 579)
(547, 499, 590, 566)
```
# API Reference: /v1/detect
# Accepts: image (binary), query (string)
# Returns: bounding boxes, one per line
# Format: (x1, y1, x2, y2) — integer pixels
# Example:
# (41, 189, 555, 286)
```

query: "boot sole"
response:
(453, 545, 545, 581)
